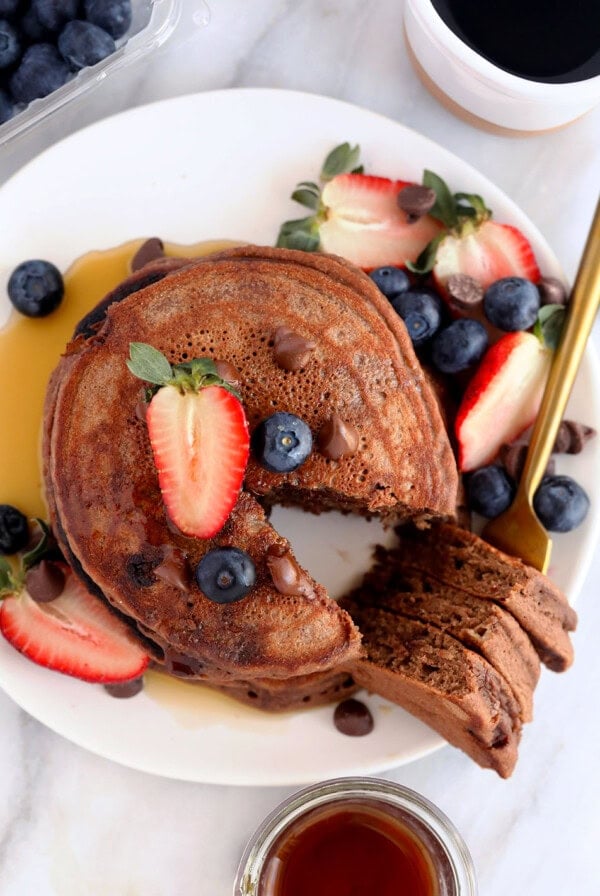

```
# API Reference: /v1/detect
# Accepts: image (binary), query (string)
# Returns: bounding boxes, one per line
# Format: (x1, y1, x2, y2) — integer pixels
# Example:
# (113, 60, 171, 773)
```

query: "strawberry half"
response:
(455, 331, 552, 472)
(433, 221, 540, 293)
(127, 345, 249, 539)
(0, 565, 149, 682)
(276, 142, 441, 270)
(318, 174, 442, 270)
(407, 170, 540, 295)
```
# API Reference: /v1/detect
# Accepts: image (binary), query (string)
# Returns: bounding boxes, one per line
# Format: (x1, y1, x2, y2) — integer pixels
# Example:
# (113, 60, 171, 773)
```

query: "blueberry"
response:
(195, 547, 256, 604)
(390, 287, 443, 346)
(431, 319, 488, 374)
(9, 43, 71, 103)
(8, 259, 64, 317)
(533, 475, 590, 533)
(467, 465, 515, 518)
(0, 19, 20, 69)
(32, 0, 79, 32)
(21, 6, 53, 43)
(0, 87, 14, 124)
(0, 504, 29, 555)
(84, 0, 132, 40)
(0, 0, 19, 16)
(252, 412, 313, 473)
(369, 266, 410, 299)
(58, 20, 116, 71)
(484, 277, 540, 332)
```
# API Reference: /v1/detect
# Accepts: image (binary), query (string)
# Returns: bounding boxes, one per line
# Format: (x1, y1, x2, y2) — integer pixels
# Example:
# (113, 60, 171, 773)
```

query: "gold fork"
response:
(482, 198, 600, 572)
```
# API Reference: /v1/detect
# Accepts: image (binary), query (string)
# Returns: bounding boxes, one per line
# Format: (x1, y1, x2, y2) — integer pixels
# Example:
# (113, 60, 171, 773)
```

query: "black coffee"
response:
(430, 0, 600, 83)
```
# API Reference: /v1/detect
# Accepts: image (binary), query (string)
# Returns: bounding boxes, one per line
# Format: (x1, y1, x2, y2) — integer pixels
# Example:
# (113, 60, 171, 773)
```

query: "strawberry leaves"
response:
(320, 142, 362, 181)
(408, 171, 493, 275)
(0, 520, 58, 599)
(127, 343, 241, 399)
(277, 142, 363, 251)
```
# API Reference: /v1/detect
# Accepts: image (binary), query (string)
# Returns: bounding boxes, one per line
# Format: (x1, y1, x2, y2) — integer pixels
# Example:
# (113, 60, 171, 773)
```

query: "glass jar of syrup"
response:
(235, 777, 477, 896)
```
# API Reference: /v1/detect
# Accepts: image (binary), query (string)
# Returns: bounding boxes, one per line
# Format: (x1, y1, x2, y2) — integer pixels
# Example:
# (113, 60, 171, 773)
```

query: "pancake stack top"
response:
(44, 246, 458, 683)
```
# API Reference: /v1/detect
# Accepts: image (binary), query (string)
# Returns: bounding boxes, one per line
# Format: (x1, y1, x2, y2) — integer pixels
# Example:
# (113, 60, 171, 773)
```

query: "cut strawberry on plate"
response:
(276, 142, 441, 270)
(433, 221, 540, 292)
(456, 331, 552, 472)
(318, 173, 442, 270)
(408, 170, 540, 294)
(127, 344, 249, 538)
(0, 564, 149, 683)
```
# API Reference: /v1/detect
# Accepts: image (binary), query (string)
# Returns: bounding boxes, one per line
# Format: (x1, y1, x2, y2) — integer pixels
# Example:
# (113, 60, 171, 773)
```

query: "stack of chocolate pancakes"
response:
(43, 245, 576, 775)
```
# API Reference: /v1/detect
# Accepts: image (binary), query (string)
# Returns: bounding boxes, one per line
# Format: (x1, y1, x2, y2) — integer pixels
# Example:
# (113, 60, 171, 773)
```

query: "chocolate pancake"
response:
(44, 246, 458, 683)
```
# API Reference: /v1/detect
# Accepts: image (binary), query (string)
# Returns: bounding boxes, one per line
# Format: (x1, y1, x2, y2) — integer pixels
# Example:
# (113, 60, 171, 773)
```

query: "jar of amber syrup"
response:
(235, 777, 477, 896)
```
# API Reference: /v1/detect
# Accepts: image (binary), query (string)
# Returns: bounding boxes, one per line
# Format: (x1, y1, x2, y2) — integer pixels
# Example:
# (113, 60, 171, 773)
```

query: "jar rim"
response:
(234, 776, 478, 895)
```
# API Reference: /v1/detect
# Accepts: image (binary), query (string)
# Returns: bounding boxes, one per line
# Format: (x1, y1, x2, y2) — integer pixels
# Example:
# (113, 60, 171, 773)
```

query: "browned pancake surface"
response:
(46, 247, 457, 680)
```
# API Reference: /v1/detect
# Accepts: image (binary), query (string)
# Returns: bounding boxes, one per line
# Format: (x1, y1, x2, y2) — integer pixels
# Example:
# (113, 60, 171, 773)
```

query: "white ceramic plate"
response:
(0, 89, 598, 786)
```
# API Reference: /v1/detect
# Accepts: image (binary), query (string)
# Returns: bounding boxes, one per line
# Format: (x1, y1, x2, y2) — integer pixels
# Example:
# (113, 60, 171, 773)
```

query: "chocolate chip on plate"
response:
(333, 698, 374, 736)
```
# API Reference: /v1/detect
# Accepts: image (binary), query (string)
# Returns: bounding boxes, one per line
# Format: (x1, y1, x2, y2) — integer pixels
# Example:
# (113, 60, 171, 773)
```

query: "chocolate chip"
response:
(553, 420, 596, 454)
(266, 545, 314, 597)
(25, 560, 66, 603)
(214, 359, 241, 386)
(537, 277, 568, 306)
(154, 547, 192, 591)
(333, 698, 374, 736)
(103, 677, 144, 699)
(272, 326, 316, 372)
(318, 414, 359, 460)
(130, 238, 165, 273)
(446, 273, 484, 311)
(500, 442, 555, 481)
(397, 185, 436, 221)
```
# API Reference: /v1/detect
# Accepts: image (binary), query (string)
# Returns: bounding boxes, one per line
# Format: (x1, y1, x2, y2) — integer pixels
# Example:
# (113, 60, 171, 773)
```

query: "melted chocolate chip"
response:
(397, 185, 436, 221)
(446, 273, 484, 310)
(214, 359, 241, 386)
(266, 546, 314, 597)
(537, 276, 568, 306)
(135, 398, 148, 422)
(130, 238, 165, 273)
(103, 677, 144, 699)
(318, 414, 359, 460)
(154, 547, 192, 591)
(273, 326, 316, 371)
(25, 560, 66, 603)
(333, 698, 374, 737)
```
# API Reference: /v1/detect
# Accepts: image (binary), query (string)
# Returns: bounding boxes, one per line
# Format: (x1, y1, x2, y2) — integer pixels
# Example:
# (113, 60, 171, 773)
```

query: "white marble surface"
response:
(1, 2, 599, 894)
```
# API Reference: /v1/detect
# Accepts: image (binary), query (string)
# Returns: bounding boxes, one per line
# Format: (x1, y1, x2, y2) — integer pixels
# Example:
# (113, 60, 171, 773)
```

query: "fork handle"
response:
(521, 198, 600, 503)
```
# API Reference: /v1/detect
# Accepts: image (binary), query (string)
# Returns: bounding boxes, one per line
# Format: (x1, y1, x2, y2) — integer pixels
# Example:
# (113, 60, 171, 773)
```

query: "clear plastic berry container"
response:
(0, 0, 207, 150)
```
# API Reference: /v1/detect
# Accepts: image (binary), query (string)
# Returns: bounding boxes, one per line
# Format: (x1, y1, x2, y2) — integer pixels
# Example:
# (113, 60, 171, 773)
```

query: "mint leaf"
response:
(534, 304, 566, 350)
(320, 143, 361, 181)
(423, 170, 457, 228)
(406, 233, 446, 276)
(127, 343, 173, 385)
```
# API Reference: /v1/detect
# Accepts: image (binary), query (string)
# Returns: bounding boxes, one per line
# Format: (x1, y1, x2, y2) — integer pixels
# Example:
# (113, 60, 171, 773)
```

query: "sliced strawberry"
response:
(434, 221, 540, 293)
(146, 384, 249, 538)
(456, 331, 552, 472)
(319, 174, 442, 270)
(0, 566, 149, 682)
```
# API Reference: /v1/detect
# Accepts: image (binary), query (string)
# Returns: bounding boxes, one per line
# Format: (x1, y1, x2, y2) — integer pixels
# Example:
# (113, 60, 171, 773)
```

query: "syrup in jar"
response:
(236, 779, 477, 896)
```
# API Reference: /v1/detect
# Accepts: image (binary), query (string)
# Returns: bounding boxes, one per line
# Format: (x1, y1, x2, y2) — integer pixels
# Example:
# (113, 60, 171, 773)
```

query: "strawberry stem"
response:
(127, 344, 242, 399)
